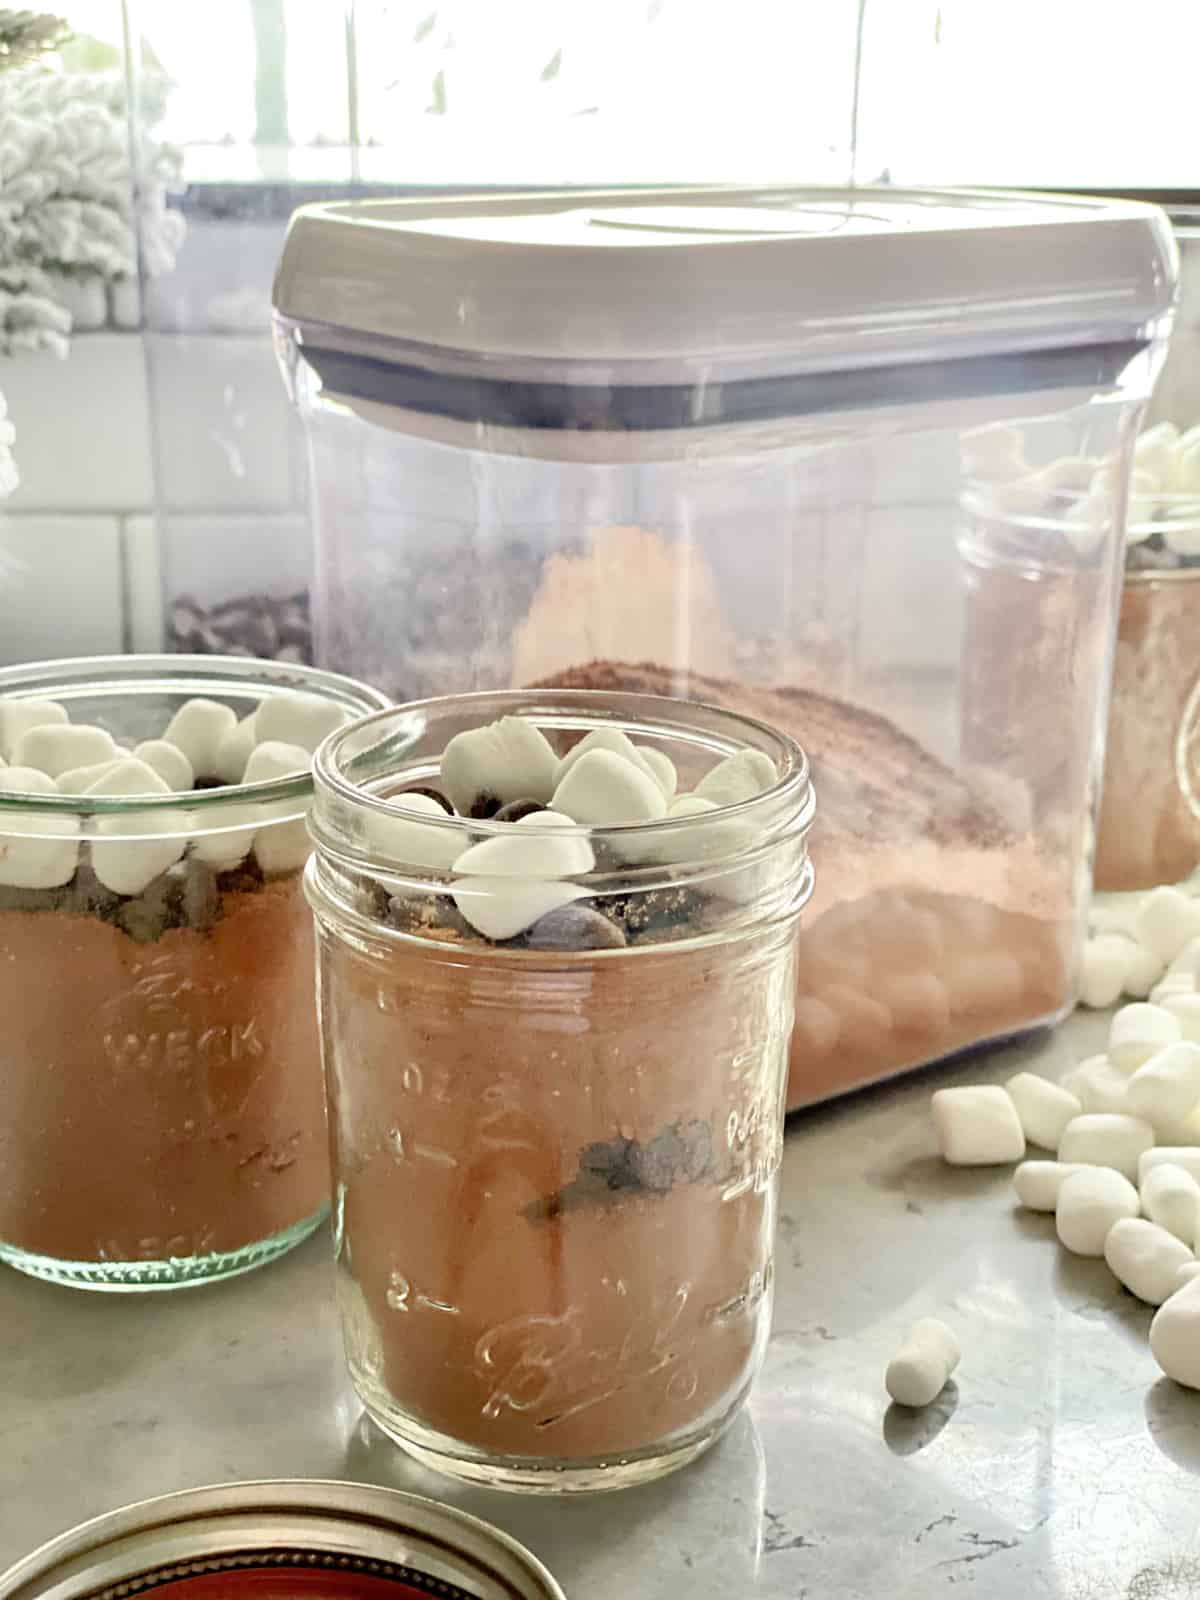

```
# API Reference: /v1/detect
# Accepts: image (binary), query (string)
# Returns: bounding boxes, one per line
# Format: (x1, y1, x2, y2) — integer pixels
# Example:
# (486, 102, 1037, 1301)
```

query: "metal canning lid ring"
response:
(0, 1481, 565, 1600)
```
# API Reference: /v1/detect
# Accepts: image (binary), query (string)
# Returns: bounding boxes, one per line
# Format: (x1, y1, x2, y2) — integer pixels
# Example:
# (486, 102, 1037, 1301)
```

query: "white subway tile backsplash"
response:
(158, 513, 311, 609)
(2, 336, 153, 512)
(122, 514, 165, 652)
(0, 515, 125, 664)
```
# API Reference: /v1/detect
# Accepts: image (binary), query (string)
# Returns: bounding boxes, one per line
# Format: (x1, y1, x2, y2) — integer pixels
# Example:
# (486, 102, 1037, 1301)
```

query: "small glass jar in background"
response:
(306, 690, 814, 1492)
(1095, 499, 1200, 893)
(0, 656, 387, 1291)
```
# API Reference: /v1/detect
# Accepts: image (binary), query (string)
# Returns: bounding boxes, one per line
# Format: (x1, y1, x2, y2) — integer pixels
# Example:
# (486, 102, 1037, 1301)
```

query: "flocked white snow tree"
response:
(0, 8, 185, 498)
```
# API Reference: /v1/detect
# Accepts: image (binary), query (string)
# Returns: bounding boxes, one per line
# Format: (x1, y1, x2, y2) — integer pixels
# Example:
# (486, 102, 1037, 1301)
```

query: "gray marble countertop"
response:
(6, 1007, 1199, 1600)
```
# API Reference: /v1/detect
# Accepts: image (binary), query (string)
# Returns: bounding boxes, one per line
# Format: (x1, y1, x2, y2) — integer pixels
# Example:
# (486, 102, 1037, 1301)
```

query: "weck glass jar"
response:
(0, 655, 387, 1290)
(306, 689, 814, 1492)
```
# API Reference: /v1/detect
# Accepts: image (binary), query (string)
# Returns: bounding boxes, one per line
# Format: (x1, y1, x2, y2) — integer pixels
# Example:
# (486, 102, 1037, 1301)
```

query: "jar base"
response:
(358, 1390, 741, 1495)
(0, 1205, 327, 1292)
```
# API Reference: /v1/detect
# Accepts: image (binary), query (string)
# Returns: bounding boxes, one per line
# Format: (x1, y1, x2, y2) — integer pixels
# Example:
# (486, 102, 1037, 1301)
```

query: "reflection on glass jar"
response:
(306, 690, 813, 1492)
(0, 655, 387, 1290)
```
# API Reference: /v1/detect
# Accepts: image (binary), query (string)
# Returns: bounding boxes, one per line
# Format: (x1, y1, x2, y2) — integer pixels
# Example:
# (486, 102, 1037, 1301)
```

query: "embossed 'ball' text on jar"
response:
(0, 656, 388, 1291)
(306, 690, 815, 1492)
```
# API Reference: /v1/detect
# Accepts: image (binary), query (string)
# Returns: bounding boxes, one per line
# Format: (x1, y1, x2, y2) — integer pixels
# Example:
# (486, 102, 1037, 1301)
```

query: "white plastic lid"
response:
(273, 184, 1176, 381)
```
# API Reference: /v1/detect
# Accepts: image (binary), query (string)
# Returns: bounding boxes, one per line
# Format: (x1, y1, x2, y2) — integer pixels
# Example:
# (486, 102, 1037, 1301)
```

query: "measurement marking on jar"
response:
(413, 1143, 457, 1168)
(387, 1127, 406, 1163)
(400, 1063, 424, 1094)
(386, 1271, 410, 1312)
(415, 1294, 460, 1316)
(721, 1171, 755, 1203)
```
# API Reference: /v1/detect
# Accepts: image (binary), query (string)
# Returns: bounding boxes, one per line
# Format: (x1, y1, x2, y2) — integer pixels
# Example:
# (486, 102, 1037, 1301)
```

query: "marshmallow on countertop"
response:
(1005, 1072, 1081, 1150)
(133, 739, 194, 793)
(0, 765, 80, 889)
(1055, 1167, 1140, 1256)
(12, 723, 117, 779)
(551, 747, 667, 827)
(162, 699, 237, 781)
(441, 716, 559, 816)
(693, 748, 777, 807)
(1108, 1002, 1182, 1073)
(453, 810, 594, 879)
(1012, 1160, 1088, 1213)
(86, 759, 187, 896)
(215, 712, 258, 784)
(1151, 1275, 1200, 1388)
(931, 1086, 1025, 1166)
(1060, 1056, 1129, 1116)
(884, 1318, 960, 1408)
(451, 877, 586, 942)
(1079, 934, 1137, 1009)
(1104, 1217, 1194, 1307)
(1140, 1163, 1200, 1246)
(1126, 1041, 1200, 1129)
(0, 697, 67, 760)
(1057, 1113, 1155, 1182)
(254, 691, 348, 755)
(1135, 888, 1200, 964)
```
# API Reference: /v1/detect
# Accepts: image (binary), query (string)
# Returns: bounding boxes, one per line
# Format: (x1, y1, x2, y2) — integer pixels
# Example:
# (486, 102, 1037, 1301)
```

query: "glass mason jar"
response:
(1096, 505, 1200, 892)
(306, 689, 814, 1492)
(0, 655, 387, 1291)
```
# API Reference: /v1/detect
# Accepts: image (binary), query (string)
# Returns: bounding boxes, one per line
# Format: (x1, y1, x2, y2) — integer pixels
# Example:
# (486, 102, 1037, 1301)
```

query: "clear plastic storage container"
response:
(273, 186, 1176, 1106)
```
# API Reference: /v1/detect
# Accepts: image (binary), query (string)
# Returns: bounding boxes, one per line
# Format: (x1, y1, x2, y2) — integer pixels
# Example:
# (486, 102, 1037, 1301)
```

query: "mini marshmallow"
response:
(85, 760, 185, 894)
(133, 739, 194, 793)
(1140, 1163, 1200, 1246)
(1174, 1261, 1200, 1293)
(1012, 1160, 1088, 1212)
(1134, 421, 1179, 486)
(453, 811, 594, 879)
(1079, 934, 1137, 1009)
(189, 803, 259, 871)
(364, 792, 463, 874)
(254, 691, 347, 756)
(555, 729, 661, 789)
(242, 740, 311, 786)
(1060, 1056, 1129, 1116)
(1108, 1002, 1182, 1073)
(1005, 1072, 1081, 1150)
(85, 759, 170, 798)
(12, 723, 117, 779)
(884, 1318, 960, 1408)
(1126, 467, 1160, 536)
(215, 712, 258, 784)
(638, 747, 677, 800)
(693, 748, 777, 807)
(1166, 937, 1200, 979)
(1166, 506, 1200, 559)
(1057, 1113, 1155, 1182)
(56, 761, 120, 795)
(1140, 1148, 1200, 1188)
(0, 766, 79, 888)
(1126, 1041, 1200, 1128)
(1104, 1217, 1193, 1307)
(1055, 1167, 1140, 1257)
(451, 877, 585, 942)
(1135, 888, 1200, 964)
(931, 1086, 1025, 1166)
(0, 697, 67, 760)
(1150, 1275, 1200, 1388)
(162, 699, 237, 780)
(253, 812, 312, 876)
(551, 748, 667, 827)
(1123, 942, 1167, 1001)
(1161, 994, 1200, 1043)
(441, 716, 559, 815)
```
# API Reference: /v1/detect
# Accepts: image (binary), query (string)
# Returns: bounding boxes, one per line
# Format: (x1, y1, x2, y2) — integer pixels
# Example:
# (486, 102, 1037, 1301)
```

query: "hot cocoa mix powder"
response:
(0, 874, 327, 1266)
(533, 661, 1073, 1108)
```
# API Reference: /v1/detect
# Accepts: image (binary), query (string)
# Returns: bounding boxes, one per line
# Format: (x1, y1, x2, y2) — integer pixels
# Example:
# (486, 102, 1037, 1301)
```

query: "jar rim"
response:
(0, 653, 389, 823)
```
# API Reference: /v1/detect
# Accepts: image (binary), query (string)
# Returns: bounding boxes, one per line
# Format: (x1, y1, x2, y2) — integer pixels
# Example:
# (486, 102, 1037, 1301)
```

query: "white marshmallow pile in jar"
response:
(0, 676, 356, 901)
(335, 712, 793, 951)
(924, 992, 1200, 1401)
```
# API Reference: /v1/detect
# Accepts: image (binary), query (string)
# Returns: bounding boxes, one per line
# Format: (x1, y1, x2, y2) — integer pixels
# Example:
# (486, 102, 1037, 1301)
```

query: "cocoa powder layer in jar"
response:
(1095, 575, 1200, 891)
(324, 919, 794, 1462)
(0, 872, 327, 1264)
(533, 661, 1074, 1108)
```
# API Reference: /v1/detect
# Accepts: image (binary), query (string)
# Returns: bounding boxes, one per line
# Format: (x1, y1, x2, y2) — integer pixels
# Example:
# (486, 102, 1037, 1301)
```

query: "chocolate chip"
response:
(405, 786, 455, 815)
(629, 1120, 714, 1191)
(521, 904, 627, 951)
(493, 798, 548, 823)
(593, 885, 708, 945)
(117, 857, 224, 943)
(468, 792, 503, 820)
(217, 856, 265, 897)
(386, 891, 475, 941)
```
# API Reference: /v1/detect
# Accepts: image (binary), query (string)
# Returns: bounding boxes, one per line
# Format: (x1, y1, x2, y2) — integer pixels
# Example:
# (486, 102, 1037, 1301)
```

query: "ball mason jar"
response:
(0, 655, 387, 1290)
(306, 689, 814, 1492)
